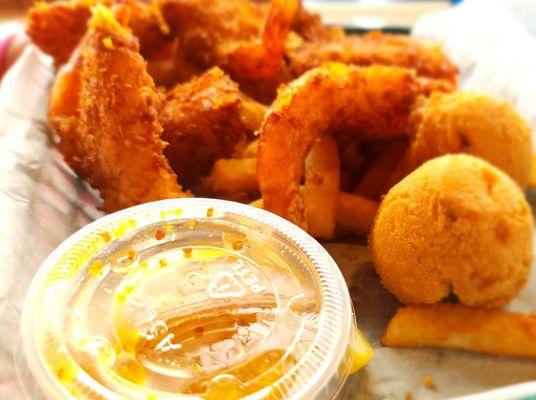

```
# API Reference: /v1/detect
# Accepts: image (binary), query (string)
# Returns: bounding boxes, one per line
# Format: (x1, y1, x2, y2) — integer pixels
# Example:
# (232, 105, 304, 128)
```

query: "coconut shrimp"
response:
(27, 0, 99, 64)
(161, 0, 298, 81)
(48, 50, 84, 173)
(27, 0, 171, 64)
(257, 63, 419, 228)
(160, 67, 267, 190)
(225, 0, 299, 81)
(50, 5, 186, 211)
(287, 31, 458, 84)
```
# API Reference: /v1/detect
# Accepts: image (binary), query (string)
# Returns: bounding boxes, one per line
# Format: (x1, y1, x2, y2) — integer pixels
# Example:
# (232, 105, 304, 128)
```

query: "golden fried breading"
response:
(53, 5, 185, 211)
(225, 0, 299, 81)
(27, 0, 170, 64)
(287, 31, 458, 83)
(160, 0, 264, 69)
(240, 30, 457, 104)
(113, 0, 171, 59)
(382, 304, 536, 359)
(27, 0, 99, 64)
(258, 63, 420, 228)
(400, 92, 533, 188)
(370, 154, 533, 308)
(162, 0, 298, 82)
(160, 67, 266, 189)
(48, 50, 84, 172)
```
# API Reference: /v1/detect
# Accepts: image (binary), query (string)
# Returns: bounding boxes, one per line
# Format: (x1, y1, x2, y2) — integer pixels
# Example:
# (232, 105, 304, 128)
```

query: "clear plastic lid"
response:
(21, 198, 371, 399)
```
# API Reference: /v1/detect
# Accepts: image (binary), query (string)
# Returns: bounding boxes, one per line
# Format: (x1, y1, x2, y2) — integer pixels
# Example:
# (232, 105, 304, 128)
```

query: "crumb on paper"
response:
(159, 258, 168, 268)
(405, 391, 414, 400)
(423, 375, 436, 390)
(183, 247, 193, 257)
(206, 207, 214, 217)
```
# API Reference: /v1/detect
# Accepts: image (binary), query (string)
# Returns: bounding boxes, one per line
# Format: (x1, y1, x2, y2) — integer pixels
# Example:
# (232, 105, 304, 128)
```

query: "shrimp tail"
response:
(227, 0, 299, 81)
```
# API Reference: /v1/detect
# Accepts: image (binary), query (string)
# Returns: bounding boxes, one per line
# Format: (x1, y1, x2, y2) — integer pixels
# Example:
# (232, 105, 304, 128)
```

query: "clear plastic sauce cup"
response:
(21, 198, 372, 399)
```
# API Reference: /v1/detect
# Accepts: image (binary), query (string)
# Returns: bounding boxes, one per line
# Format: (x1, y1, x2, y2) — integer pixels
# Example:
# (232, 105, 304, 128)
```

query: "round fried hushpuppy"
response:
(402, 92, 532, 188)
(370, 154, 533, 308)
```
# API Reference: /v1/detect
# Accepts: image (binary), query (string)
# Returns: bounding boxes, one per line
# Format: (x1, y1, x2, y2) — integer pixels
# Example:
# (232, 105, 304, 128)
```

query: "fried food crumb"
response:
(206, 207, 214, 217)
(405, 391, 414, 400)
(102, 36, 114, 49)
(423, 376, 436, 390)
(183, 247, 193, 258)
(155, 230, 166, 240)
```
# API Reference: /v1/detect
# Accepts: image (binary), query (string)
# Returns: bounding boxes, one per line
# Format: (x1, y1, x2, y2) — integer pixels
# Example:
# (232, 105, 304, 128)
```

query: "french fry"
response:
(249, 192, 377, 237)
(240, 97, 268, 132)
(210, 158, 258, 194)
(354, 140, 407, 199)
(336, 192, 378, 234)
(303, 136, 340, 239)
(218, 192, 252, 203)
(249, 198, 264, 209)
(529, 154, 536, 189)
(382, 303, 536, 359)
(242, 139, 260, 159)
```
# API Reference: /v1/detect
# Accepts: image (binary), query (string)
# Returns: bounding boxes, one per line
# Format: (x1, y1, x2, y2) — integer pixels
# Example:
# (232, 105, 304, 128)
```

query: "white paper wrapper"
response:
(0, 38, 535, 400)
(413, 0, 536, 151)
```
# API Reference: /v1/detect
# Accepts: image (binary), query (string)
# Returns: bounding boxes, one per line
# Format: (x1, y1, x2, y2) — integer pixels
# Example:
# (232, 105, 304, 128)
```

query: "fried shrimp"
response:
(257, 63, 418, 227)
(161, 0, 297, 81)
(51, 5, 185, 211)
(225, 0, 299, 81)
(48, 50, 84, 172)
(27, 0, 170, 64)
(27, 0, 99, 64)
(160, 67, 266, 190)
(287, 31, 458, 83)
(160, 0, 264, 67)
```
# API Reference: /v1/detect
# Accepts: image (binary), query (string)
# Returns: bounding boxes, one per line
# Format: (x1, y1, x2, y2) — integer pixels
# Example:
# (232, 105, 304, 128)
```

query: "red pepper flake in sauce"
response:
(182, 248, 193, 258)
(127, 248, 136, 260)
(155, 230, 166, 240)
(99, 232, 112, 242)
(206, 207, 215, 217)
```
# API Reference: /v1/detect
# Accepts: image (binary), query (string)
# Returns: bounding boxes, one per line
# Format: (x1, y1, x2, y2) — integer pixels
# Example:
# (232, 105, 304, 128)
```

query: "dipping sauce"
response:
(21, 199, 372, 399)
